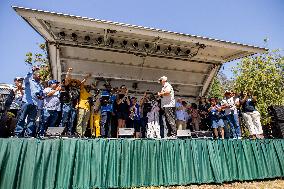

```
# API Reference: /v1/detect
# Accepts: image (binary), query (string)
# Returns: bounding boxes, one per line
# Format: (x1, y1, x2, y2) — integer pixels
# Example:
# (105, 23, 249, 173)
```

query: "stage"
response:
(0, 138, 283, 188)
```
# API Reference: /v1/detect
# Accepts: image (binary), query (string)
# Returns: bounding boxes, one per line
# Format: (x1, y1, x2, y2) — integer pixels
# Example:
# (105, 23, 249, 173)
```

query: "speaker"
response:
(46, 127, 65, 137)
(177, 130, 191, 138)
(268, 106, 284, 121)
(118, 128, 134, 138)
(191, 131, 213, 139)
(268, 106, 284, 138)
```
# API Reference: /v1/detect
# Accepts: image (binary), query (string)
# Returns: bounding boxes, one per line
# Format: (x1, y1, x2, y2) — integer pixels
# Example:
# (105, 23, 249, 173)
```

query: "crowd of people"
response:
(2, 66, 264, 139)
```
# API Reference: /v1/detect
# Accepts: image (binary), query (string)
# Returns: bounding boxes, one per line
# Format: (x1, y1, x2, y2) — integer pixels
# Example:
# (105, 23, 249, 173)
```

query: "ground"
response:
(138, 179, 284, 189)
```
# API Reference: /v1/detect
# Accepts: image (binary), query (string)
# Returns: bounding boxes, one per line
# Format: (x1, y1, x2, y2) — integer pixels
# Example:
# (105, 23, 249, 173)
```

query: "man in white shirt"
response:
(221, 91, 241, 139)
(158, 76, 176, 137)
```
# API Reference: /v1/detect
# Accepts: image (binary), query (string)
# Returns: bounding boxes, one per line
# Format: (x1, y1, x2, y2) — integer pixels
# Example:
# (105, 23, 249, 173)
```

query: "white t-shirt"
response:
(221, 97, 239, 115)
(161, 82, 175, 108)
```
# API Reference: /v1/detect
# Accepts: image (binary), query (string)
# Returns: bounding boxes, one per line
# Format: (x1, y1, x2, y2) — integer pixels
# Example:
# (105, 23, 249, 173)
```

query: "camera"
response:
(118, 93, 125, 100)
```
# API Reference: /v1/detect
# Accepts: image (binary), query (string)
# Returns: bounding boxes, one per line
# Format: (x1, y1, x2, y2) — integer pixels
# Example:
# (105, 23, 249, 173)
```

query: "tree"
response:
(25, 43, 51, 83)
(208, 76, 223, 99)
(233, 50, 284, 125)
(207, 71, 234, 99)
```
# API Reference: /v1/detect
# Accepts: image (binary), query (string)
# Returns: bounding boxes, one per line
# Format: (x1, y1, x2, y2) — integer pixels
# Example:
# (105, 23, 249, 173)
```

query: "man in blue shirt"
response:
(14, 68, 43, 137)
(100, 88, 115, 138)
(38, 80, 61, 136)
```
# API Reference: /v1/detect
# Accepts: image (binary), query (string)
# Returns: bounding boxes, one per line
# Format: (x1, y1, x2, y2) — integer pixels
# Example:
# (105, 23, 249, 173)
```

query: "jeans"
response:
(163, 107, 176, 136)
(225, 114, 241, 138)
(14, 103, 38, 137)
(59, 103, 76, 135)
(100, 111, 111, 137)
(39, 109, 59, 136)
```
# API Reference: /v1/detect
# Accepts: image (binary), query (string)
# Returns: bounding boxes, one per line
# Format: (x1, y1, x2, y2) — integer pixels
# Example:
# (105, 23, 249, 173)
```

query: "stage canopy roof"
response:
(14, 6, 267, 97)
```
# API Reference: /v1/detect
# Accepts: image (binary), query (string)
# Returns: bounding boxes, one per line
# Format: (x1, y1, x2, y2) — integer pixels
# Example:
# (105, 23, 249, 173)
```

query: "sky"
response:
(0, 0, 283, 84)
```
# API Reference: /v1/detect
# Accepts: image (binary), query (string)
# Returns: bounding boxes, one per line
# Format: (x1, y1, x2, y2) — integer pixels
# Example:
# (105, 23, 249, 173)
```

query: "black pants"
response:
(163, 107, 176, 136)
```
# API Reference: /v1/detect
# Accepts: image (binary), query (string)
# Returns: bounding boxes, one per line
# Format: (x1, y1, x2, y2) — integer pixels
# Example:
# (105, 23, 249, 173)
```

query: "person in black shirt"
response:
(198, 96, 210, 130)
(59, 68, 81, 135)
(114, 85, 130, 137)
(240, 91, 263, 139)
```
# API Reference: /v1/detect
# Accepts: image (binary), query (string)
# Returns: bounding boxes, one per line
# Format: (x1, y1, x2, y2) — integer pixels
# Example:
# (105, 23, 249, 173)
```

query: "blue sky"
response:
(0, 0, 283, 84)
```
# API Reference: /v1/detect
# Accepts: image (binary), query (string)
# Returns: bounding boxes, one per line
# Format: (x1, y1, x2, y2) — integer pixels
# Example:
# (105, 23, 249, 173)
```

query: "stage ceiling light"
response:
(59, 31, 65, 39)
(185, 49, 191, 54)
(71, 33, 77, 41)
(133, 42, 138, 48)
(109, 38, 114, 46)
(84, 35, 90, 41)
(122, 40, 128, 45)
(175, 47, 181, 55)
(97, 37, 103, 44)
(144, 43, 150, 49)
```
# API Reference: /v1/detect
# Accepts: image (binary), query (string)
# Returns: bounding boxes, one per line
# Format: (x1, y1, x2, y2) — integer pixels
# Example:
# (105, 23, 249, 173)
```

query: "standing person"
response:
(240, 91, 263, 139)
(76, 73, 92, 137)
(158, 76, 176, 138)
(140, 92, 150, 138)
(14, 67, 44, 137)
(100, 88, 114, 138)
(39, 80, 61, 136)
(208, 98, 225, 139)
(59, 68, 86, 136)
(10, 77, 24, 118)
(198, 97, 210, 130)
(129, 97, 141, 138)
(221, 91, 241, 139)
(176, 98, 187, 130)
(146, 94, 161, 138)
(190, 103, 200, 131)
(114, 85, 130, 137)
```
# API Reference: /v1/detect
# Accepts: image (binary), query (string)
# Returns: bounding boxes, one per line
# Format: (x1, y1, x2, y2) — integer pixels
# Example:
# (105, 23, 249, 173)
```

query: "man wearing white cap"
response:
(158, 76, 176, 137)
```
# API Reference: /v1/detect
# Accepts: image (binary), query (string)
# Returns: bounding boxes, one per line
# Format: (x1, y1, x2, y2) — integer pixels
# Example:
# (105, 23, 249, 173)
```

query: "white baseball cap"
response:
(158, 76, 167, 82)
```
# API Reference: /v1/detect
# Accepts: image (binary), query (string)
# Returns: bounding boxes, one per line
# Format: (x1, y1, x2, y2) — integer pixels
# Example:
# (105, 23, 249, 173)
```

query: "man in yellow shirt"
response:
(75, 74, 92, 137)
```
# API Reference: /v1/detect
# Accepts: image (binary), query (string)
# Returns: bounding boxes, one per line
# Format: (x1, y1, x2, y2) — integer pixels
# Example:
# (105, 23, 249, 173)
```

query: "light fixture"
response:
(108, 38, 114, 46)
(59, 31, 65, 39)
(164, 46, 172, 54)
(175, 47, 181, 55)
(71, 33, 77, 41)
(144, 43, 150, 49)
(84, 35, 90, 42)
(185, 49, 191, 55)
(121, 40, 128, 48)
(133, 42, 138, 48)
(200, 44, 206, 49)
(97, 37, 103, 44)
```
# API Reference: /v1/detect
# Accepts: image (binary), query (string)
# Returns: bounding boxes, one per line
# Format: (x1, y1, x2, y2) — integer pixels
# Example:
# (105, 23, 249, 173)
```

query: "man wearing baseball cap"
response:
(38, 79, 61, 136)
(158, 76, 176, 138)
(10, 77, 24, 117)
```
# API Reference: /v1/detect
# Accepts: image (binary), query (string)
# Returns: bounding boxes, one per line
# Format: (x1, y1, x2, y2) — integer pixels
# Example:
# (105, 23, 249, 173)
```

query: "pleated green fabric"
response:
(0, 138, 283, 189)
